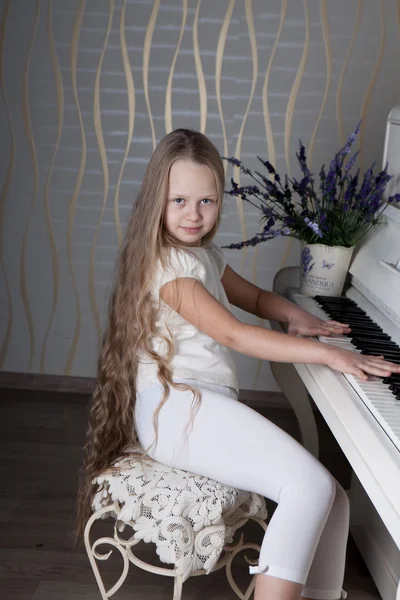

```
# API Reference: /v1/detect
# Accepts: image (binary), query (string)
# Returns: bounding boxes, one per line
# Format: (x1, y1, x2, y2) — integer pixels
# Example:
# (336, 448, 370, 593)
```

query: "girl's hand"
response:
(326, 346, 400, 381)
(287, 313, 351, 337)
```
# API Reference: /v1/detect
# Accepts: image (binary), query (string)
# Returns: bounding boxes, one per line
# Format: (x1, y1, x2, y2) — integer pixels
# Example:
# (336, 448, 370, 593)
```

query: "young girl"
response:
(76, 129, 400, 600)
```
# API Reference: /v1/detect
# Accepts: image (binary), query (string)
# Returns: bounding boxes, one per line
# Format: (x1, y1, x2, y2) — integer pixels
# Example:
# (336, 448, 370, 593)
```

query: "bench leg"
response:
(173, 575, 183, 599)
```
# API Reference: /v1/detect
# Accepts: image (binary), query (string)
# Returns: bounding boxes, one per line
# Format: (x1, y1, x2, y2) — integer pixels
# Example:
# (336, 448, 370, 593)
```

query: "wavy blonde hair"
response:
(74, 129, 225, 542)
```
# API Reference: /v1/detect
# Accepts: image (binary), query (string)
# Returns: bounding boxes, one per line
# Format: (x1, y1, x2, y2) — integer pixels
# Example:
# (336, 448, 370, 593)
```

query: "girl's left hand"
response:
(287, 313, 351, 337)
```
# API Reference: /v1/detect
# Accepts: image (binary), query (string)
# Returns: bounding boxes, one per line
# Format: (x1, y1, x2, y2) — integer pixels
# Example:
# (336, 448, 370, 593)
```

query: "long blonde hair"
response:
(74, 129, 225, 542)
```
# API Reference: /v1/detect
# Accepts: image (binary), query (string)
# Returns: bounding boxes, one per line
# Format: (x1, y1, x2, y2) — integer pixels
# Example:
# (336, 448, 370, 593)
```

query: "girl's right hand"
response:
(325, 346, 400, 381)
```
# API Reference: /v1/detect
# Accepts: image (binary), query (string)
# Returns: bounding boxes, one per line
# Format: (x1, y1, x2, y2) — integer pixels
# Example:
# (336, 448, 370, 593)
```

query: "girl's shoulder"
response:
(152, 246, 206, 294)
(204, 242, 227, 278)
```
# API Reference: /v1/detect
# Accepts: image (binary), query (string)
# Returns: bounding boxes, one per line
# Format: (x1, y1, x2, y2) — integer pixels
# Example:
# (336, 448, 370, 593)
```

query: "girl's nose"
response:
(186, 204, 201, 220)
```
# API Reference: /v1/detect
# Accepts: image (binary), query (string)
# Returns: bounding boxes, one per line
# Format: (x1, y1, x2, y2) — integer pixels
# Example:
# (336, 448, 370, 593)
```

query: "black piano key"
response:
(333, 319, 378, 327)
(316, 300, 365, 310)
(325, 309, 368, 317)
(350, 330, 390, 339)
(350, 333, 392, 342)
(315, 295, 356, 304)
(317, 300, 364, 308)
(353, 338, 399, 347)
(383, 375, 400, 384)
(343, 315, 376, 320)
(346, 323, 384, 330)
(353, 339, 396, 349)
(340, 318, 376, 324)
(328, 313, 375, 323)
(355, 344, 400, 354)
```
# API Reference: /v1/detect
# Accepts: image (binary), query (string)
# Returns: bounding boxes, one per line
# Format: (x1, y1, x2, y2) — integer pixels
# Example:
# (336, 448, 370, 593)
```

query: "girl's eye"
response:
(201, 198, 212, 205)
(174, 198, 185, 205)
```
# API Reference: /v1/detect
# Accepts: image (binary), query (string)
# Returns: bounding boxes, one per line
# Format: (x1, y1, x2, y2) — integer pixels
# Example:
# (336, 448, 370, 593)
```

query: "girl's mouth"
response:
(182, 226, 202, 233)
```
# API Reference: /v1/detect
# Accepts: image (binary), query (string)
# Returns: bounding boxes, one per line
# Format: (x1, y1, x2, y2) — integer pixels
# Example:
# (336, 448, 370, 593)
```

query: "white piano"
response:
(271, 107, 400, 600)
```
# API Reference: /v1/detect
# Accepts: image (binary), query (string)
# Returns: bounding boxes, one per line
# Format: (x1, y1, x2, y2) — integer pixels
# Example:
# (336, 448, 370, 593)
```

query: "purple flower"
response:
(324, 165, 337, 203)
(345, 150, 360, 172)
(257, 157, 276, 175)
(344, 170, 359, 203)
(336, 120, 362, 168)
(296, 142, 314, 181)
(221, 226, 291, 250)
(304, 217, 323, 238)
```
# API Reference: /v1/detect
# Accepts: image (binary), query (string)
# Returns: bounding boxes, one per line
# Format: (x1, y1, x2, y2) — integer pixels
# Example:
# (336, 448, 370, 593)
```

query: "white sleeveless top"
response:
(136, 243, 239, 393)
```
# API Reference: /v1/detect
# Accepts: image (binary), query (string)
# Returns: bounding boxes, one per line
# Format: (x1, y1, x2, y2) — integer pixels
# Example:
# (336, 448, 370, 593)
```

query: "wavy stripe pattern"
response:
(308, 0, 331, 169)
(89, 0, 114, 337)
(279, 0, 310, 272)
(284, 0, 309, 176)
(359, 0, 385, 170)
(193, 0, 207, 133)
(233, 0, 258, 274)
(65, 0, 86, 375)
(165, 0, 187, 134)
(20, 0, 40, 372)
(215, 0, 234, 173)
(254, 2, 288, 388)
(0, 0, 14, 368)
(40, 0, 63, 373)
(114, 0, 135, 249)
(262, 0, 287, 170)
(143, 0, 160, 151)
(336, 1, 363, 146)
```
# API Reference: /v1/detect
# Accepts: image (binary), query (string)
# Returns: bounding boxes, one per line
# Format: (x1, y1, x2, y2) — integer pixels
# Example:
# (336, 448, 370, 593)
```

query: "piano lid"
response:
(349, 107, 400, 327)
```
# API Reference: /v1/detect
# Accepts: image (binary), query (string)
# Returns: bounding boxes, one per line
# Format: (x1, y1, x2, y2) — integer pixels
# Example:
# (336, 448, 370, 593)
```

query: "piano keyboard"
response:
(288, 291, 400, 453)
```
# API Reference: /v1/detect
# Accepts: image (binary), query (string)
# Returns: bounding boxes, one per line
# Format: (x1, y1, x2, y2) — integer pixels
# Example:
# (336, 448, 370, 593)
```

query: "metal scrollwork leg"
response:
(225, 517, 267, 600)
(84, 505, 130, 599)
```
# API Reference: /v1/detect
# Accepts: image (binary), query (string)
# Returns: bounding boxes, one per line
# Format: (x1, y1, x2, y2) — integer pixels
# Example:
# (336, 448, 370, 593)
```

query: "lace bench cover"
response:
(92, 455, 267, 582)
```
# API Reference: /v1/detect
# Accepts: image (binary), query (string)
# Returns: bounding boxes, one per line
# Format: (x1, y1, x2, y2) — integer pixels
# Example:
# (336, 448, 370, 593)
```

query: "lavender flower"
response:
(304, 217, 323, 238)
(222, 119, 396, 250)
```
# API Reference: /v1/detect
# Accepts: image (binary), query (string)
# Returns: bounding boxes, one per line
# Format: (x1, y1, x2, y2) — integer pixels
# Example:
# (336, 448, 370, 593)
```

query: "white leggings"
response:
(135, 378, 349, 600)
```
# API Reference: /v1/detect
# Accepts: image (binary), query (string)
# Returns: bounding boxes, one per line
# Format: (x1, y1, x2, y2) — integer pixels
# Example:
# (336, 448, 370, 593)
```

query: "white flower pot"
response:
(300, 243, 355, 297)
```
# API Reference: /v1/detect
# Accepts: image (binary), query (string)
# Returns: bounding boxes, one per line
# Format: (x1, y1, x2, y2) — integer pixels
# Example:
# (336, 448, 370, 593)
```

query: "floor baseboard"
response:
(0, 370, 290, 408)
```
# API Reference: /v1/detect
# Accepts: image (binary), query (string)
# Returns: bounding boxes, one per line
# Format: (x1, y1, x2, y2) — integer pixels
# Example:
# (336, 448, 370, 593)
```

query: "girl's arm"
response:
(221, 265, 351, 336)
(221, 264, 313, 323)
(160, 278, 400, 381)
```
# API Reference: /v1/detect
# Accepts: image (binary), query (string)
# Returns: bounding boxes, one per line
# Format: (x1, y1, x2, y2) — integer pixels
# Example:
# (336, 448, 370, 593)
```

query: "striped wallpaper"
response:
(0, 0, 399, 391)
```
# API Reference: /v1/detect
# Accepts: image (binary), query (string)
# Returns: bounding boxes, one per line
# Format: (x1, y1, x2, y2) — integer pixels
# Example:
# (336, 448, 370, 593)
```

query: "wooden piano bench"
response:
(84, 452, 268, 599)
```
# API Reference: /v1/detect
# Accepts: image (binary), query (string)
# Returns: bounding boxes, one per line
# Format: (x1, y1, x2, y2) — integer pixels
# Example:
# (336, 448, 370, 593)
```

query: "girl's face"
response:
(164, 159, 220, 246)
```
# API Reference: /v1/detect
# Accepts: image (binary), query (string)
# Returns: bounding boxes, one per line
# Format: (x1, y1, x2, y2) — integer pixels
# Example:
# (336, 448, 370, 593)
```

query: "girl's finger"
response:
(326, 320, 350, 327)
(369, 360, 400, 372)
(358, 363, 392, 377)
(353, 368, 368, 381)
(312, 328, 333, 336)
(321, 327, 348, 336)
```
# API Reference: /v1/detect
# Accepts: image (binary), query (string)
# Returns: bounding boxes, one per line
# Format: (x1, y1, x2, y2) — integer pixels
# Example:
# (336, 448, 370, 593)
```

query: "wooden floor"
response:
(0, 387, 382, 599)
